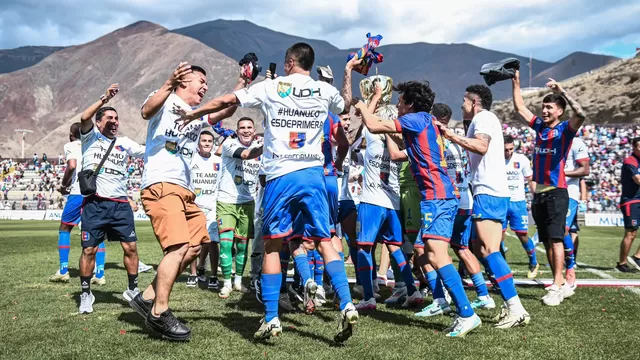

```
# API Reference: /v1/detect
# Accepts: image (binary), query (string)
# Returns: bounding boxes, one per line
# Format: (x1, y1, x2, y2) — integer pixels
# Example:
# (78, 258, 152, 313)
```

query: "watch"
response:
(99, 94, 108, 103)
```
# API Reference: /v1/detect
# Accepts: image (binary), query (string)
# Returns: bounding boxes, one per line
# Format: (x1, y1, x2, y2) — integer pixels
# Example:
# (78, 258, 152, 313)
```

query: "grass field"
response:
(1, 220, 639, 360)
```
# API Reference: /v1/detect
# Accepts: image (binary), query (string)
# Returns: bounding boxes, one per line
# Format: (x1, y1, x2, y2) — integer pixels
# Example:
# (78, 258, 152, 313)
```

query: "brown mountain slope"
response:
(0, 21, 260, 158)
(492, 57, 640, 125)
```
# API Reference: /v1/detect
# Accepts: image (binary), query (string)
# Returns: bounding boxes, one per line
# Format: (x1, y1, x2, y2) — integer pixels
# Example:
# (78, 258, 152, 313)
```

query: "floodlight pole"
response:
(14, 129, 33, 159)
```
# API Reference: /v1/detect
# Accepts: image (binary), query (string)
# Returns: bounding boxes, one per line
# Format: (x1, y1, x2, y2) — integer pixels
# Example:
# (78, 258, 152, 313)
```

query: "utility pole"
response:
(14, 129, 33, 159)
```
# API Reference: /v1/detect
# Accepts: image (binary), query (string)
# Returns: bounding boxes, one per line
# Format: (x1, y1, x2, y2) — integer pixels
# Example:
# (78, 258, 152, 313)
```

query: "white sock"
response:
(224, 278, 232, 287)
(506, 296, 526, 314)
(234, 275, 242, 285)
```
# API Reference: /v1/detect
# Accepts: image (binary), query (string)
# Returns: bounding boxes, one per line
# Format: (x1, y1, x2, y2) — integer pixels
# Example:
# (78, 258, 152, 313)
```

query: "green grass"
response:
(1, 221, 638, 360)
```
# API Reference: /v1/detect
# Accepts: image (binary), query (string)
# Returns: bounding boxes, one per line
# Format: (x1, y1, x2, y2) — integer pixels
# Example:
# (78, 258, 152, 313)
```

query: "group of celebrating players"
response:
(48, 40, 590, 342)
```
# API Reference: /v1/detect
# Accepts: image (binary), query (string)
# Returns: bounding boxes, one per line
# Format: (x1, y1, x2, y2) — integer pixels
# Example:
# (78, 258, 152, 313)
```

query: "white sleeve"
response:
(64, 144, 78, 162)
(328, 86, 345, 115)
(234, 81, 267, 109)
(471, 112, 496, 137)
(80, 127, 98, 152)
(222, 139, 242, 158)
(574, 139, 589, 161)
(521, 155, 533, 178)
(124, 138, 146, 159)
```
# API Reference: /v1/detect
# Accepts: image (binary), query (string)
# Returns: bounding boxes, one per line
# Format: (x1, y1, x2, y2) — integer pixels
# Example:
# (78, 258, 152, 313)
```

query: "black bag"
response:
(78, 138, 116, 196)
(480, 58, 520, 86)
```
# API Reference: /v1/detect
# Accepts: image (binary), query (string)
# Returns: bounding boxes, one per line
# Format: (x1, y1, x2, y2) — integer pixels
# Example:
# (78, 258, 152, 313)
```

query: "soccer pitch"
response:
(1, 221, 638, 360)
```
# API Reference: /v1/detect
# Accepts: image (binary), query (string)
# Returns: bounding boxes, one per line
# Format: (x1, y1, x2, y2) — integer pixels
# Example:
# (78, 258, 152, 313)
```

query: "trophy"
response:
(359, 75, 397, 121)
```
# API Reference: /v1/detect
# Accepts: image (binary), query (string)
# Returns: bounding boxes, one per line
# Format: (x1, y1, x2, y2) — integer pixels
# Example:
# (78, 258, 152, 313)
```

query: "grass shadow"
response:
(364, 308, 448, 332)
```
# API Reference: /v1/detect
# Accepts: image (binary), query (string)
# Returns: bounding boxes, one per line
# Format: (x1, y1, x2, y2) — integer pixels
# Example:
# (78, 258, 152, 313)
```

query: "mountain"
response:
(0, 21, 260, 157)
(172, 19, 618, 118)
(492, 57, 637, 125)
(0, 46, 64, 74)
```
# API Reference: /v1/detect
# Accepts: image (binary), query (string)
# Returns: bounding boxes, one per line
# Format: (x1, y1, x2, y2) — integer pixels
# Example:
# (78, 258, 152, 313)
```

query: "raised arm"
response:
(546, 78, 587, 130)
(385, 134, 408, 162)
(341, 58, 362, 110)
(512, 70, 535, 126)
(80, 84, 119, 134)
(235, 146, 263, 160)
(142, 62, 193, 120)
(206, 72, 249, 125)
(353, 100, 397, 134)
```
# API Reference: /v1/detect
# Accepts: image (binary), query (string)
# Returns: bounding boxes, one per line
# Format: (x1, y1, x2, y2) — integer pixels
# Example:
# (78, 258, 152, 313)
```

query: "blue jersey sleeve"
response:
(529, 116, 544, 133)
(395, 112, 430, 134)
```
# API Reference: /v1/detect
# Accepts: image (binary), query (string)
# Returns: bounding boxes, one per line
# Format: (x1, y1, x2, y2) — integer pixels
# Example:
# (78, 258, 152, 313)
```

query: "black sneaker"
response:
(208, 276, 219, 290)
(145, 309, 191, 341)
(628, 256, 640, 271)
(616, 263, 639, 273)
(186, 275, 197, 287)
(196, 266, 206, 282)
(254, 279, 263, 304)
(129, 293, 152, 319)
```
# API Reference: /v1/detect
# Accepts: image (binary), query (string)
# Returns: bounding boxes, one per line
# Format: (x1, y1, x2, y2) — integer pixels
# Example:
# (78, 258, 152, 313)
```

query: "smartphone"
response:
(269, 63, 276, 79)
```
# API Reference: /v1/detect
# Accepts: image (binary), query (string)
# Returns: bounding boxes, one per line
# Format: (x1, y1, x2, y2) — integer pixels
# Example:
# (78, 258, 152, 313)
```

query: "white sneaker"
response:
(219, 283, 233, 299)
(91, 276, 106, 286)
(254, 317, 282, 340)
(494, 310, 531, 329)
(79, 292, 95, 314)
(49, 270, 70, 283)
(355, 297, 377, 311)
(138, 261, 153, 273)
(444, 288, 452, 304)
(415, 301, 452, 317)
(562, 283, 576, 298)
(303, 279, 318, 314)
(376, 275, 387, 286)
(279, 293, 295, 312)
(384, 285, 408, 305)
(542, 285, 564, 306)
(123, 287, 140, 302)
(471, 295, 496, 309)
(233, 280, 248, 293)
(315, 286, 327, 307)
(401, 290, 425, 308)
(446, 313, 482, 337)
(335, 303, 358, 343)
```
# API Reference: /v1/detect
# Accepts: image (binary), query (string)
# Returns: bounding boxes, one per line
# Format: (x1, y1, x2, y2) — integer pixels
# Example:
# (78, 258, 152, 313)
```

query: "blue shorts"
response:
(566, 198, 578, 231)
(61, 194, 83, 226)
(262, 167, 331, 242)
(502, 200, 529, 234)
(569, 215, 580, 233)
(325, 175, 339, 234)
(420, 199, 458, 246)
(451, 210, 472, 249)
(80, 197, 137, 248)
(337, 200, 357, 224)
(208, 219, 220, 243)
(356, 203, 402, 246)
(472, 195, 509, 222)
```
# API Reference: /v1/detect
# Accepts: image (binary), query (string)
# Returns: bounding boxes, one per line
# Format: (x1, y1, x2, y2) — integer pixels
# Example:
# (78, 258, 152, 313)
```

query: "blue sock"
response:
(357, 249, 374, 300)
(312, 250, 324, 286)
(279, 250, 290, 292)
(522, 237, 538, 266)
(338, 251, 344, 262)
(427, 270, 446, 300)
(326, 260, 352, 310)
(485, 252, 517, 301)
(294, 254, 312, 286)
(438, 264, 474, 318)
(470, 272, 489, 297)
(480, 257, 493, 277)
(261, 273, 281, 322)
(58, 231, 71, 275)
(563, 234, 575, 270)
(349, 245, 361, 285)
(95, 242, 106, 279)
(307, 250, 315, 282)
(390, 249, 416, 295)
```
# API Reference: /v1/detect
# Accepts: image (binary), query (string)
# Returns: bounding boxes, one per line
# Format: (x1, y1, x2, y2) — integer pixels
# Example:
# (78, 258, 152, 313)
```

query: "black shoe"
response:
(196, 266, 205, 277)
(208, 276, 219, 290)
(616, 263, 639, 273)
(129, 293, 152, 319)
(145, 309, 191, 341)
(628, 256, 640, 271)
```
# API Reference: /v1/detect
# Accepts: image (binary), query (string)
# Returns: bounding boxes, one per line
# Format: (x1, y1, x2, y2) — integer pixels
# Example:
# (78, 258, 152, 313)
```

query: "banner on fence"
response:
(584, 213, 624, 227)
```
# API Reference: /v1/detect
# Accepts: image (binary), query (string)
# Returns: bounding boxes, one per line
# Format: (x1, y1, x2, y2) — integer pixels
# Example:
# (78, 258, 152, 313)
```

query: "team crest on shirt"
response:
(194, 188, 202, 196)
(81, 231, 90, 241)
(514, 162, 520, 169)
(277, 82, 292, 98)
(165, 141, 178, 154)
(633, 220, 638, 227)
(234, 175, 243, 185)
(115, 145, 125, 152)
(380, 172, 390, 184)
(289, 132, 306, 149)
(213, 163, 220, 171)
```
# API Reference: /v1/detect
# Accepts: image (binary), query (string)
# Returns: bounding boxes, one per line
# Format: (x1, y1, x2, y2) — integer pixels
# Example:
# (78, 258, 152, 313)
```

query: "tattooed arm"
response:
(546, 78, 587, 130)
(434, 120, 491, 155)
(341, 57, 362, 110)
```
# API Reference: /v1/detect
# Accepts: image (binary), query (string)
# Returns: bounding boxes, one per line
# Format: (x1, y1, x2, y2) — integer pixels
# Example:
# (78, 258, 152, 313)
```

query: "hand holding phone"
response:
(269, 63, 276, 79)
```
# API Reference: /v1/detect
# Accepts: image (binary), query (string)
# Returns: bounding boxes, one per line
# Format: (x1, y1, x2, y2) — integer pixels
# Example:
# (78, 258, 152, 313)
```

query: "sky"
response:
(1, 0, 639, 62)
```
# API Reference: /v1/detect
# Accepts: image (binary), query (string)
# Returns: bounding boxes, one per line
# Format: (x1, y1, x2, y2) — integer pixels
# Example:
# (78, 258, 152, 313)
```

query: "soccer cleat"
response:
(186, 275, 197, 288)
(279, 293, 295, 312)
(401, 290, 425, 308)
(123, 287, 140, 302)
(196, 266, 206, 283)
(628, 256, 640, 271)
(79, 292, 95, 314)
(494, 310, 530, 329)
(355, 297, 377, 311)
(415, 301, 452, 317)
(233, 280, 242, 292)
(129, 292, 152, 318)
(254, 279, 263, 304)
(219, 284, 233, 299)
(303, 279, 318, 314)
(138, 261, 153, 273)
(562, 283, 576, 299)
(287, 284, 303, 303)
(49, 270, 70, 283)
(91, 275, 106, 286)
(254, 317, 282, 340)
(492, 303, 509, 322)
(471, 295, 496, 309)
(324, 283, 335, 297)
(208, 277, 219, 290)
(542, 285, 565, 306)
(315, 286, 327, 307)
(335, 303, 358, 344)
(616, 263, 639, 273)
(373, 281, 381, 299)
(352, 284, 364, 297)
(527, 263, 540, 279)
(384, 285, 408, 305)
(146, 309, 191, 341)
(376, 275, 387, 286)
(420, 286, 431, 299)
(446, 313, 482, 337)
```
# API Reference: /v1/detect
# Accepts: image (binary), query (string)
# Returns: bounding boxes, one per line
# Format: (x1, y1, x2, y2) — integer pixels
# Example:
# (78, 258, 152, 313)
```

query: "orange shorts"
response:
(141, 182, 210, 250)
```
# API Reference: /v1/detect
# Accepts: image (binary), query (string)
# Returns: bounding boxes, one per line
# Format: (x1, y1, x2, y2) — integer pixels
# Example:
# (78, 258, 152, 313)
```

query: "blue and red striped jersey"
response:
(621, 154, 640, 205)
(322, 112, 341, 176)
(393, 112, 458, 200)
(530, 116, 577, 188)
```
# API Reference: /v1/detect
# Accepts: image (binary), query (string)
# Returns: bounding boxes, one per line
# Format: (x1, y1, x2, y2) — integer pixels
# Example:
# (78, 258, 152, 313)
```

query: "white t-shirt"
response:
(63, 140, 82, 195)
(190, 152, 221, 216)
(360, 128, 401, 210)
(141, 91, 208, 192)
(466, 110, 510, 198)
(565, 137, 589, 201)
(218, 138, 260, 204)
(505, 153, 533, 202)
(335, 144, 353, 202)
(233, 74, 344, 181)
(444, 140, 472, 210)
(81, 126, 145, 199)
